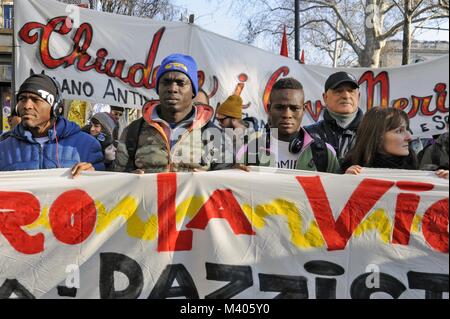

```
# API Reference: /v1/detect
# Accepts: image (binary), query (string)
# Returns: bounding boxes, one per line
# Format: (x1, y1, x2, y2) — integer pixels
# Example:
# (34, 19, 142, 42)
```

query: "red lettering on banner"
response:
(0, 178, 447, 255)
(0, 192, 44, 254)
(263, 67, 290, 114)
(379, 83, 447, 119)
(393, 98, 409, 112)
(186, 189, 255, 235)
(412, 95, 434, 116)
(304, 100, 325, 122)
(422, 198, 449, 253)
(396, 181, 434, 192)
(296, 177, 394, 251)
(392, 194, 420, 245)
(49, 190, 96, 245)
(157, 173, 192, 252)
(392, 181, 434, 245)
(434, 83, 449, 112)
(19, 17, 165, 89)
(403, 98, 420, 118)
(359, 71, 390, 110)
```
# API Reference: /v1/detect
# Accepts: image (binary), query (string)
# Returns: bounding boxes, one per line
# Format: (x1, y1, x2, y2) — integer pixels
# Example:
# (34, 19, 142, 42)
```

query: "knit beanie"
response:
(110, 105, 124, 112)
(156, 53, 198, 97)
(17, 74, 60, 109)
(216, 95, 243, 119)
(91, 112, 116, 137)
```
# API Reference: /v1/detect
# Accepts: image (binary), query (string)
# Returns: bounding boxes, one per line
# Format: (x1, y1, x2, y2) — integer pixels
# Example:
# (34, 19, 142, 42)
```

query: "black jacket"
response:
(305, 108, 363, 164)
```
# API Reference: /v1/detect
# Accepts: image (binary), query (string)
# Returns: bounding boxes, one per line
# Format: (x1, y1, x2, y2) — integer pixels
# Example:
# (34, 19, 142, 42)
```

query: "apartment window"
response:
(2, 4, 13, 28)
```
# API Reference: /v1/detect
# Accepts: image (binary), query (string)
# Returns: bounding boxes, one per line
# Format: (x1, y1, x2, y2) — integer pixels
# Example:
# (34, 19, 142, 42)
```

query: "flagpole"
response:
(294, 0, 300, 61)
(280, 25, 289, 57)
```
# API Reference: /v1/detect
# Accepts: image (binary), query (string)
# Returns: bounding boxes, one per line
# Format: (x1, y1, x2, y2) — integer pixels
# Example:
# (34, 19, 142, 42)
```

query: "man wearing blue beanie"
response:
(155, 53, 199, 97)
(114, 53, 233, 173)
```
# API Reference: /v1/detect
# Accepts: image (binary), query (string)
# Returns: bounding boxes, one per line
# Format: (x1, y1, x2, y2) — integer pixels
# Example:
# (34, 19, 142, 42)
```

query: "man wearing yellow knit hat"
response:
(215, 95, 259, 131)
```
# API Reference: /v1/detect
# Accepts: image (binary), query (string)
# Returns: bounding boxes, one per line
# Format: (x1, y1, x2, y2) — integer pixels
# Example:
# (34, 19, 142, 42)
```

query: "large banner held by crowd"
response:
(15, 0, 449, 137)
(0, 168, 448, 299)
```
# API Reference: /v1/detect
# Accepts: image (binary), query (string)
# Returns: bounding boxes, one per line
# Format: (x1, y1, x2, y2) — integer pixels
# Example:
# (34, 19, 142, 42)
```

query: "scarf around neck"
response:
(327, 109, 358, 129)
(372, 152, 418, 170)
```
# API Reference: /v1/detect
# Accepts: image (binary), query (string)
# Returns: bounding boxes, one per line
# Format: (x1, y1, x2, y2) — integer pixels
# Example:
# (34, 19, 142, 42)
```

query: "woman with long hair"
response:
(342, 107, 448, 179)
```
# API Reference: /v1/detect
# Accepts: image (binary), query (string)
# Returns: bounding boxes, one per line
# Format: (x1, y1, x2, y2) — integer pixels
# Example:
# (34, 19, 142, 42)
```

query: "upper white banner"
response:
(15, 0, 449, 137)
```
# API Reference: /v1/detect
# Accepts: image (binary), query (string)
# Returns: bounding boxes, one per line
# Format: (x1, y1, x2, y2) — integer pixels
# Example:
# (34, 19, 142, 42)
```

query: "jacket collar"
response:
(142, 102, 214, 131)
(12, 118, 61, 143)
(323, 107, 363, 131)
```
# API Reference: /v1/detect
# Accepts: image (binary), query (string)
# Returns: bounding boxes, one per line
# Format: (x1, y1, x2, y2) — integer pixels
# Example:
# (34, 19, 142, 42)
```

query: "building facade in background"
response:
(380, 40, 449, 67)
(0, 0, 12, 132)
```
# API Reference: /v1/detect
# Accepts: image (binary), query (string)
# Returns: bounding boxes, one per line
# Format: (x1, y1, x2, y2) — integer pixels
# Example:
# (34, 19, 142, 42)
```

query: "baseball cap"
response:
(324, 71, 359, 92)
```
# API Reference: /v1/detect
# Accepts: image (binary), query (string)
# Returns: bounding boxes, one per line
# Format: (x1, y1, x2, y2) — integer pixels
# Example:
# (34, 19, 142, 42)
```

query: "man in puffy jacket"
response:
(0, 73, 104, 175)
(114, 53, 233, 173)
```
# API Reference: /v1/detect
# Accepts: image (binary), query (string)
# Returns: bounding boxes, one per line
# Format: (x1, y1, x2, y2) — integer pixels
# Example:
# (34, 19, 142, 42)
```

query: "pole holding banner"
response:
(294, 0, 300, 61)
(11, 1, 15, 106)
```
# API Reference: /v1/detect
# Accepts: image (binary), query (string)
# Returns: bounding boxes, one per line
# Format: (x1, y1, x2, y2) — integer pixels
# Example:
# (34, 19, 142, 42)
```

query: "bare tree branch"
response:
(227, 0, 448, 66)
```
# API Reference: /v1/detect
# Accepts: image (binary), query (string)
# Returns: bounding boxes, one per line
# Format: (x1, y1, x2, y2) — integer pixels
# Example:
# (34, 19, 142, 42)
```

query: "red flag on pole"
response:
(300, 49, 305, 64)
(280, 26, 288, 57)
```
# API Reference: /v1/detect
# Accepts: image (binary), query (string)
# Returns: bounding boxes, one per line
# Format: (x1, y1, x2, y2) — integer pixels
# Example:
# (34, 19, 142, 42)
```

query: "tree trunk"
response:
(359, 43, 383, 67)
(402, 0, 412, 65)
(359, 0, 384, 67)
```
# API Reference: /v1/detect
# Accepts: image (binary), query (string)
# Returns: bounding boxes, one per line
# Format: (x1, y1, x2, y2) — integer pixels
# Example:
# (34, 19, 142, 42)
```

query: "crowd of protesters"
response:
(0, 53, 448, 179)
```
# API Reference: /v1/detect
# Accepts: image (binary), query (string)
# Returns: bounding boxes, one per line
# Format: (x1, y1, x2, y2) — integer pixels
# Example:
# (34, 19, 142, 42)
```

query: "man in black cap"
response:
(305, 71, 363, 166)
(0, 73, 104, 176)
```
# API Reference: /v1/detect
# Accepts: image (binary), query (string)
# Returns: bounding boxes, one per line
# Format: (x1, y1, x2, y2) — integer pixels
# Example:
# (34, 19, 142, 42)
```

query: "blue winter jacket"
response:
(0, 117, 105, 171)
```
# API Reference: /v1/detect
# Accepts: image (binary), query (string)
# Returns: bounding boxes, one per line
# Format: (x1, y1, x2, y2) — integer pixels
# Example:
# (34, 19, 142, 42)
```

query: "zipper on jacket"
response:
(39, 143, 44, 169)
(147, 122, 172, 171)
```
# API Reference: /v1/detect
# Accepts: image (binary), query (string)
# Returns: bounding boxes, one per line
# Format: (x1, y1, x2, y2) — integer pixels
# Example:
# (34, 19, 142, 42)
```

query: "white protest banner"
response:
(0, 168, 448, 299)
(15, 0, 449, 138)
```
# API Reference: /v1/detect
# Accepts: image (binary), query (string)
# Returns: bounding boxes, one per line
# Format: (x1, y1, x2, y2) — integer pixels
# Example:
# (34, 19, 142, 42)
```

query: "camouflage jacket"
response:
(114, 102, 231, 173)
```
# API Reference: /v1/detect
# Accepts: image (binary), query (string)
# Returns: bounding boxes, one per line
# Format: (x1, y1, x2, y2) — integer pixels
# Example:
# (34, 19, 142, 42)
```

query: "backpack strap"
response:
(431, 144, 441, 167)
(112, 125, 120, 147)
(417, 146, 426, 164)
(431, 143, 448, 169)
(310, 139, 328, 172)
(125, 118, 144, 172)
(418, 142, 447, 169)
